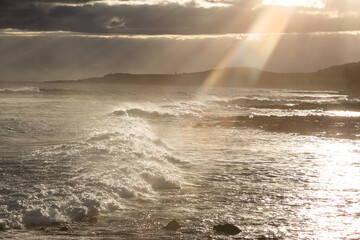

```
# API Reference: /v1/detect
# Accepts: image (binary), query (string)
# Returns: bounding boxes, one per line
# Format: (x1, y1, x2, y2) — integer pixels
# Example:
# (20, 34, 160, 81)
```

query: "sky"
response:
(1, 0, 360, 81)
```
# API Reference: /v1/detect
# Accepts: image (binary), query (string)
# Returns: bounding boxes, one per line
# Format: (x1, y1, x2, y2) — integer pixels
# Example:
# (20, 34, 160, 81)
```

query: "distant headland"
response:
(53, 62, 360, 92)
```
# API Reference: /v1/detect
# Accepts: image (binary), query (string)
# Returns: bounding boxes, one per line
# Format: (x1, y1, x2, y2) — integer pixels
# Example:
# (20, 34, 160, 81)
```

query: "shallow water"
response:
(1, 82, 360, 239)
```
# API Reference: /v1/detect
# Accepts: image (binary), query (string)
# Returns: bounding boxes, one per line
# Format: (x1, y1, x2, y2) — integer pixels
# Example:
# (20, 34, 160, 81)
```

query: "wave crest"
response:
(0, 87, 40, 94)
(215, 114, 360, 139)
(112, 107, 198, 119)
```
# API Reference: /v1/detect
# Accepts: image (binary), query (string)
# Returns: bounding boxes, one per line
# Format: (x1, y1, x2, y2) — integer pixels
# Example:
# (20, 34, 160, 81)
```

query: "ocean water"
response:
(1, 82, 360, 239)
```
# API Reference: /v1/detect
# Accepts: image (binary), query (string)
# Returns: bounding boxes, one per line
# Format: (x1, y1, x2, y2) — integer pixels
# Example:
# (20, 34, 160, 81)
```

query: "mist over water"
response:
(1, 82, 360, 239)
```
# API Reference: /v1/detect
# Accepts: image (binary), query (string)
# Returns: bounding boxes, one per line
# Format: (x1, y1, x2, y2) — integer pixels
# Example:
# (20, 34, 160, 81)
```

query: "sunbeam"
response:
(199, 6, 295, 90)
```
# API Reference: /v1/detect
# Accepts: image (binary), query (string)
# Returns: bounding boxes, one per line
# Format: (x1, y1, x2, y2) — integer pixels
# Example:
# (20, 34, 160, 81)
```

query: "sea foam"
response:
(0, 113, 182, 229)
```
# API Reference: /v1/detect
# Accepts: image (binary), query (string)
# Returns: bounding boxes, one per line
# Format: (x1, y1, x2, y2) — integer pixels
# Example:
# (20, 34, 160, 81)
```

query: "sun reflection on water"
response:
(327, 110, 360, 117)
(300, 139, 360, 239)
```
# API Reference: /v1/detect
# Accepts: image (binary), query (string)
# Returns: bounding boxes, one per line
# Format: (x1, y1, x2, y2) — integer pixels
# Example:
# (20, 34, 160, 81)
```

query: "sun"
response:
(262, 0, 325, 8)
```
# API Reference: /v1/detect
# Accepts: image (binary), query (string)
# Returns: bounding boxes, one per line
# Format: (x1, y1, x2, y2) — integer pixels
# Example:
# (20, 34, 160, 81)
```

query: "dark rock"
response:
(59, 226, 69, 231)
(0, 222, 6, 231)
(213, 223, 241, 235)
(163, 219, 181, 231)
(89, 217, 98, 225)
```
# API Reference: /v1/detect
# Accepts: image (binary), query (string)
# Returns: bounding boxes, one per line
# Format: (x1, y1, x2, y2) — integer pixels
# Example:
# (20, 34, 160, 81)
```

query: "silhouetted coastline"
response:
(52, 62, 360, 92)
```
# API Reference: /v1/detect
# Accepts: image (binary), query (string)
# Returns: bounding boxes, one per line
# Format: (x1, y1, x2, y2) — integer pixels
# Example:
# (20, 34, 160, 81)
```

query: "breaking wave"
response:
(39, 88, 93, 95)
(0, 87, 136, 96)
(0, 114, 182, 230)
(246, 101, 360, 111)
(215, 96, 360, 111)
(0, 87, 40, 94)
(112, 106, 200, 119)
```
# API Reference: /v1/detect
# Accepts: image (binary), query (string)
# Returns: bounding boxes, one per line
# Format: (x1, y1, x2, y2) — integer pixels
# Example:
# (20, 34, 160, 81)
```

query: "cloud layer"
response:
(1, 0, 360, 80)
(1, 0, 360, 34)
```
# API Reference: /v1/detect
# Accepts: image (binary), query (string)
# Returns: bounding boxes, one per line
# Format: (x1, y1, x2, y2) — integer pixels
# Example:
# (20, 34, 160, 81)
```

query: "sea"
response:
(1, 81, 360, 239)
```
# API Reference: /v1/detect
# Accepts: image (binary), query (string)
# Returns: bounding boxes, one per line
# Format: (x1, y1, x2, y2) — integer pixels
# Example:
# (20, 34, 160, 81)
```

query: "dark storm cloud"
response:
(1, 0, 360, 34)
(0, 0, 93, 4)
(0, 1, 254, 34)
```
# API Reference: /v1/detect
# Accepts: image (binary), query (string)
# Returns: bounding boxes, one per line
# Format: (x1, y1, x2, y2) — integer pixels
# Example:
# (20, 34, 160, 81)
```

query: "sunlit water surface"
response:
(1, 82, 360, 239)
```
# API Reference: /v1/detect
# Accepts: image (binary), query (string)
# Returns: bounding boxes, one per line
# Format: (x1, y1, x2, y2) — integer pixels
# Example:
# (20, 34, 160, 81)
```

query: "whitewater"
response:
(1, 81, 360, 239)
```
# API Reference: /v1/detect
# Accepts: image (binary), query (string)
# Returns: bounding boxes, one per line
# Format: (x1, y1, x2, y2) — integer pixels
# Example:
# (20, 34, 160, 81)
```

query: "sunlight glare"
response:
(299, 139, 360, 239)
(262, 0, 325, 8)
(327, 110, 360, 117)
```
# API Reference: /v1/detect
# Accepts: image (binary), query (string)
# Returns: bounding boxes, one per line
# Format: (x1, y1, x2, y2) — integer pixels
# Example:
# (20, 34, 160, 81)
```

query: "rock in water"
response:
(59, 226, 69, 231)
(0, 221, 6, 231)
(213, 223, 241, 235)
(89, 217, 98, 225)
(163, 219, 181, 231)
